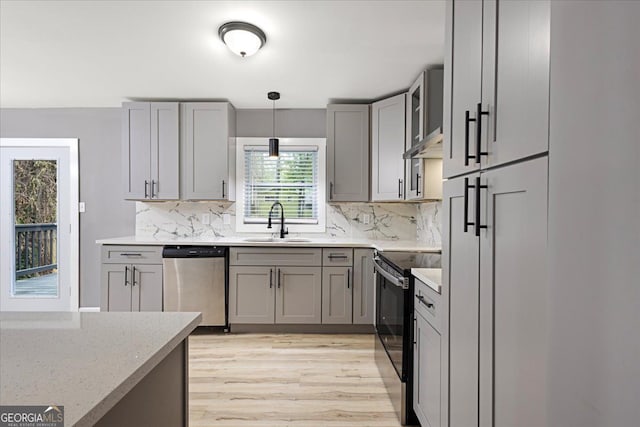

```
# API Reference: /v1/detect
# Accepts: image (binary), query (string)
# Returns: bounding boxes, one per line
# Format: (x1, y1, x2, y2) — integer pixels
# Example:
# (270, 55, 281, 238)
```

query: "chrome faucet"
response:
(267, 202, 288, 239)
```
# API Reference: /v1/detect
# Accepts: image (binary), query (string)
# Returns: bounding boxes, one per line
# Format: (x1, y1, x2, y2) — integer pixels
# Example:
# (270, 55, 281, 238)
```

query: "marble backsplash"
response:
(136, 201, 441, 245)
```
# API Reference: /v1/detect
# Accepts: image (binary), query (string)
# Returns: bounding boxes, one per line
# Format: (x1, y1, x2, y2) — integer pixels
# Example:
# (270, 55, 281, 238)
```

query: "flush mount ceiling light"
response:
(268, 91, 280, 157)
(218, 21, 266, 57)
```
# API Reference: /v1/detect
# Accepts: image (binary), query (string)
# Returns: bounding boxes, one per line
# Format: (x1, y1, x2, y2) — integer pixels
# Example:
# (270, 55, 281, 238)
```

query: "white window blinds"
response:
(243, 146, 319, 224)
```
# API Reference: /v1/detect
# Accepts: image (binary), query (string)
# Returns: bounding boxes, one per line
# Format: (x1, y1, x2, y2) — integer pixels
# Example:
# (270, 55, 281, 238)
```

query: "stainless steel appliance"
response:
(162, 246, 227, 327)
(374, 250, 441, 425)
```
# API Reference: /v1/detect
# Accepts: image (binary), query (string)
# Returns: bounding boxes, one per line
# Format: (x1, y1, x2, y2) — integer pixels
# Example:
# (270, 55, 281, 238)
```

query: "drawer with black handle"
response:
(322, 248, 353, 266)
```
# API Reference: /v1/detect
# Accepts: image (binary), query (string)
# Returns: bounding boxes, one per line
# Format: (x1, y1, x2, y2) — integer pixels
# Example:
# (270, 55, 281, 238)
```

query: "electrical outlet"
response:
(202, 213, 211, 225)
(363, 214, 371, 225)
(78, 202, 86, 213)
(223, 213, 231, 225)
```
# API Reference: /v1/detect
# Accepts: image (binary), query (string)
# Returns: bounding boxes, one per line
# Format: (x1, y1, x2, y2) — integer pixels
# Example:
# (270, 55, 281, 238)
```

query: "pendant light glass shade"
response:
(218, 22, 266, 57)
(269, 138, 279, 157)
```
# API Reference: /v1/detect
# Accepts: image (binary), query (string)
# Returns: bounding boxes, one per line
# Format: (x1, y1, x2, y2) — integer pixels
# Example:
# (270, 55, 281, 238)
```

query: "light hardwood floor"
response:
(188, 333, 403, 427)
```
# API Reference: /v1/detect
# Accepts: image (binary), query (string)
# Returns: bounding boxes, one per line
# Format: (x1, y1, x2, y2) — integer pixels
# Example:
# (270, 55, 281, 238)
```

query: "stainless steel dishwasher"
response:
(162, 246, 227, 327)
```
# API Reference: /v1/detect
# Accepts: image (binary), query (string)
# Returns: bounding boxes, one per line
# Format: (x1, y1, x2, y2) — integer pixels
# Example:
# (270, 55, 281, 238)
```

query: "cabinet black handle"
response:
(120, 253, 142, 257)
(222, 180, 226, 198)
(328, 254, 348, 260)
(475, 103, 490, 164)
(277, 268, 281, 288)
(417, 294, 434, 309)
(144, 180, 149, 198)
(416, 173, 421, 196)
(132, 266, 137, 287)
(474, 176, 488, 237)
(464, 178, 470, 233)
(398, 178, 404, 198)
(464, 110, 476, 166)
(151, 180, 156, 198)
(413, 316, 417, 345)
(347, 268, 351, 289)
(329, 182, 334, 200)
(269, 268, 273, 288)
(124, 265, 129, 287)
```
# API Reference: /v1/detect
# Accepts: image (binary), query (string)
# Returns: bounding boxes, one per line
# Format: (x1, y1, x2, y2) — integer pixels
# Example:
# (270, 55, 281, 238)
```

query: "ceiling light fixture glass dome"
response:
(218, 21, 266, 57)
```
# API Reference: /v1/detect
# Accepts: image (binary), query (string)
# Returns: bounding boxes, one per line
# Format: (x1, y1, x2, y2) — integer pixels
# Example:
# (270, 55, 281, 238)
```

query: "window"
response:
(236, 138, 326, 233)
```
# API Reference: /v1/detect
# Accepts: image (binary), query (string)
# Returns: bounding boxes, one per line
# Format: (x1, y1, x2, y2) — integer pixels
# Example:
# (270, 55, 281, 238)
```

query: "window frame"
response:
(236, 137, 326, 233)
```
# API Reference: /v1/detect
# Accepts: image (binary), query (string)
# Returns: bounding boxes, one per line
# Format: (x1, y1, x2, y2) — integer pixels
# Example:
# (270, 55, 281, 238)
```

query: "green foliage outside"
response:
(13, 160, 58, 277)
(246, 152, 316, 220)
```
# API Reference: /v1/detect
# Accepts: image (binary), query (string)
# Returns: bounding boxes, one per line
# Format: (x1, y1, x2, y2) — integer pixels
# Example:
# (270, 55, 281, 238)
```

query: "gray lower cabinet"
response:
(352, 249, 375, 325)
(101, 263, 163, 312)
(122, 102, 179, 200)
(442, 157, 548, 427)
(228, 248, 322, 325)
(326, 104, 370, 202)
(228, 266, 275, 324)
(276, 267, 322, 324)
(371, 93, 406, 201)
(100, 245, 163, 312)
(181, 102, 236, 201)
(321, 267, 352, 324)
(414, 312, 442, 427)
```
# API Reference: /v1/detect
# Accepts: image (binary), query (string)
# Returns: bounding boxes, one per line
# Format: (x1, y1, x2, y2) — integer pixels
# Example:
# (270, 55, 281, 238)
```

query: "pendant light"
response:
(268, 91, 280, 157)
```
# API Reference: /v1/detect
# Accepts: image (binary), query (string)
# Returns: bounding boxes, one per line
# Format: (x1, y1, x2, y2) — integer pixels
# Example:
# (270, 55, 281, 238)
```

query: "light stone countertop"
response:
(412, 268, 442, 293)
(96, 235, 441, 253)
(0, 311, 201, 427)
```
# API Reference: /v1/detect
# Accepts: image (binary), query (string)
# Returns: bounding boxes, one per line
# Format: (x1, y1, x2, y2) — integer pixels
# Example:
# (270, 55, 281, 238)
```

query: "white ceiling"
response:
(0, 0, 445, 109)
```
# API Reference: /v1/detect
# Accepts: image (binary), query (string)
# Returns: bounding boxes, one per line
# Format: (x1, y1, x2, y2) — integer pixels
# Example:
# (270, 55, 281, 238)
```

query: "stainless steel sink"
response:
(242, 237, 275, 242)
(241, 237, 312, 243)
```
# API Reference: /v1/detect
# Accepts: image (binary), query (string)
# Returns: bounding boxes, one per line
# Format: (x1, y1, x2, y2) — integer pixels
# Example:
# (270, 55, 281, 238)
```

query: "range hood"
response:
(403, 127, 443, 159)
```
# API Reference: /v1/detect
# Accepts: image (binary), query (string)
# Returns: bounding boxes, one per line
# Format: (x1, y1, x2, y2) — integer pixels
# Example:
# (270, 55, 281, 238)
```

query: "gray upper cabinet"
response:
(443, 0, 550, 178)
(371, 93, 406, 201)
(181, 102, 236, 201)
(122, 102, 179, 200)
(352, 249, 374, 325)
(321, 267, 352, 324)
(326, 105, 370, 202)
(443, 0, 483, 178)
(480, 0, 550, 169)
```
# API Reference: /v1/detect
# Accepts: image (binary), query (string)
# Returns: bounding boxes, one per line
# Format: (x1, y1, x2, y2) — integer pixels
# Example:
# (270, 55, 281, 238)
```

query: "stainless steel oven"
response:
(374, 250, 441, 426)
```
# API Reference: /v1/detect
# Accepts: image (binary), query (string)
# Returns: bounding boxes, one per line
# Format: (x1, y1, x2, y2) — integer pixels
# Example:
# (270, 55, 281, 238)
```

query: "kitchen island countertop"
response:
(0, 311, 201, 426)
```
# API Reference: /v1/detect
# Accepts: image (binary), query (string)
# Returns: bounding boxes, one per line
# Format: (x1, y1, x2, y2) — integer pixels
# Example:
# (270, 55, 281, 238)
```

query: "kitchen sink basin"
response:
(242, 237, 275, 242)
(241, 237, 312, 243)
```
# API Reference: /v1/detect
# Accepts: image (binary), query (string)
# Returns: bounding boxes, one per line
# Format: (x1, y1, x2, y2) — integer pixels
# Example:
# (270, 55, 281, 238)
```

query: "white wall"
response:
(547, 2, 640, 425)
(0, 108, 135, 307)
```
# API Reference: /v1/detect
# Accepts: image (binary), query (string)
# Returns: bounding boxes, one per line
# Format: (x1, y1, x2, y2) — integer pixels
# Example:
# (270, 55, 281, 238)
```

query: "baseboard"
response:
(229, 323, 374, 334)
(79, 306, 100, 312)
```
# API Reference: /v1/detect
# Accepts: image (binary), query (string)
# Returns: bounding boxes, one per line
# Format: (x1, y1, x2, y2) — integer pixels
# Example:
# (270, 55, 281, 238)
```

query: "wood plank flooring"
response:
(188, 333, 402, 427)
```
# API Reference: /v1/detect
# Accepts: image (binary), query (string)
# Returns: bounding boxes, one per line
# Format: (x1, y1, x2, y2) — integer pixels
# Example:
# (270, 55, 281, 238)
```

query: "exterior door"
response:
(0, 139, 78, 311)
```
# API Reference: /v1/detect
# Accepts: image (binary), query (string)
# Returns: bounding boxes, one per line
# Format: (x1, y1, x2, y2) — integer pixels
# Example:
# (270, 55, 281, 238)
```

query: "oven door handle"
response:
(373, 258, 409, 290)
